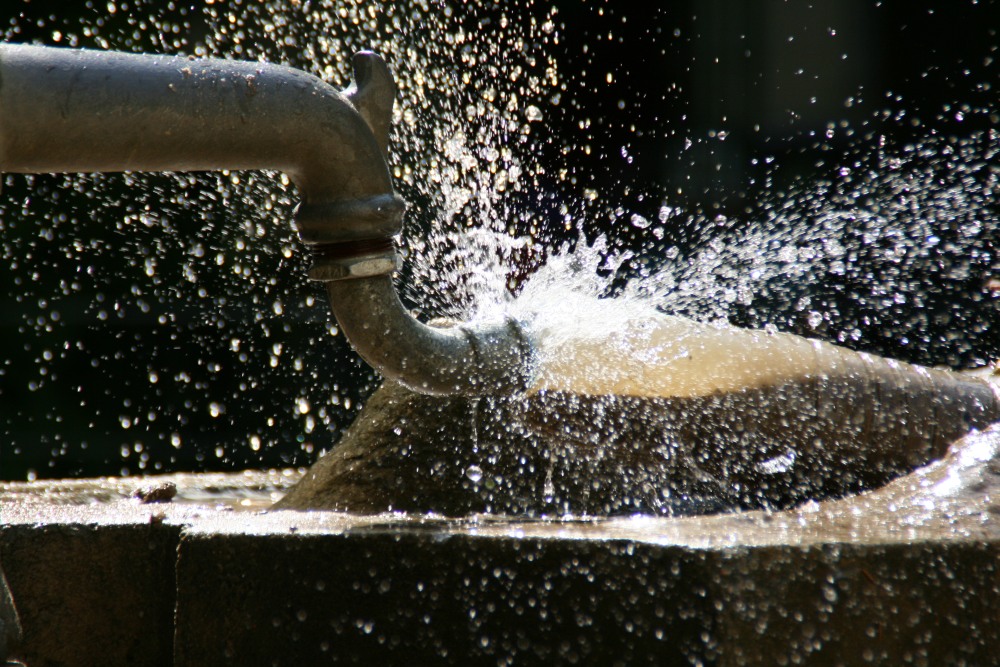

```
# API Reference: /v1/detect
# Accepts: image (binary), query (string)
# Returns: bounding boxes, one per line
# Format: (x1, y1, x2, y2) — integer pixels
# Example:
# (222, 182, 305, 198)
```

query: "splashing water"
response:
(471, 132, 1000, 398)
(0, 1, 997, 480)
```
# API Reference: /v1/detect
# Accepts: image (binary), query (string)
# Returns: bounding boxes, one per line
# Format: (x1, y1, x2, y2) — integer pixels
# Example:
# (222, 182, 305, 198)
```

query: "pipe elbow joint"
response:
(294, 53, 536, 397)
(325, 277, 535, 396)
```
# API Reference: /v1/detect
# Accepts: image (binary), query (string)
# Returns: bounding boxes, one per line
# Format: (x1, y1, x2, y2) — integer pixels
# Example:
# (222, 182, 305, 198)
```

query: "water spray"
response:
(0, 43, 532, 396)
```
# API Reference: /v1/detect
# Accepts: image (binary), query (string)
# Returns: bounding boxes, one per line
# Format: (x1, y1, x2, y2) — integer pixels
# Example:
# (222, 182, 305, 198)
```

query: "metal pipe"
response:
(326, 277, 532, 395)
(0, 43, 533, 396)
(0, 44, 388, 198)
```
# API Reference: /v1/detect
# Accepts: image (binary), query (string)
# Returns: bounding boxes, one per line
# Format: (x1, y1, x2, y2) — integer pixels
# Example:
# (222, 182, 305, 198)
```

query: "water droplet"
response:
(524, 105, 543, 122)
(630, 213, 651, 229)
(465, 465, 483, 483)
(757, 451, 797, 475)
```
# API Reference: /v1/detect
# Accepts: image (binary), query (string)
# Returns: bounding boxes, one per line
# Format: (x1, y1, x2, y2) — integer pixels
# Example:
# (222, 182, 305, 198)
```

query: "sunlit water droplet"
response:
(757, 451, 797, 475)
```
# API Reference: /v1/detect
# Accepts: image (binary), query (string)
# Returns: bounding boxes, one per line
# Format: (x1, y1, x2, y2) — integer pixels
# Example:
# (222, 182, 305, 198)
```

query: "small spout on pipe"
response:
(0, 43, 533, 396)
(344, 52, 396, 159)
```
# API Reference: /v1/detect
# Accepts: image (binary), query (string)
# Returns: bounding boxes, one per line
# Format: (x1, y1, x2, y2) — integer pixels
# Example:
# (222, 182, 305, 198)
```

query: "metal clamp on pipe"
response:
(295, 195, 404, 282)
(0, 43, 533, 396)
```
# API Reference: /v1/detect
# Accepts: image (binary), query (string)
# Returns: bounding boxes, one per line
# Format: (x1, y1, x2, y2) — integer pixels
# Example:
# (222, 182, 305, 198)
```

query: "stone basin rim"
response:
(1, 481, 996, 552)
(3, 422, 998, 550)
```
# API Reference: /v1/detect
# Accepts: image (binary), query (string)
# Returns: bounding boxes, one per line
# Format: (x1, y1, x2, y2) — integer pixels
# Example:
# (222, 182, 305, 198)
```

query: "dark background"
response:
(1, 0, 998, 480)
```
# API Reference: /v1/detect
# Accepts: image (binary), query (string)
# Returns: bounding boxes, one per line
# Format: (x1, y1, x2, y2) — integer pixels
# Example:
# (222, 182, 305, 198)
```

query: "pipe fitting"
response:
(310, 250, 400, 282)
(0, 43, 533, 396)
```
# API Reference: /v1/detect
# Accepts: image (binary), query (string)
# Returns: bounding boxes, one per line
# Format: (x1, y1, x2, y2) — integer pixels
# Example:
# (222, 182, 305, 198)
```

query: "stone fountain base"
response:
(2, 425, 999, 666)
(276, 377, 999, 516)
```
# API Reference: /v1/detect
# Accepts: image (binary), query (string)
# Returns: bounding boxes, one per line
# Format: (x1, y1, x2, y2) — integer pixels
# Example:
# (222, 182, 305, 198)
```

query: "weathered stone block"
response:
(172, 519, 1000, 666)
(0, 520, 179, 667)
(714, 541, 1000, 666)
(174, 527, 716, 666)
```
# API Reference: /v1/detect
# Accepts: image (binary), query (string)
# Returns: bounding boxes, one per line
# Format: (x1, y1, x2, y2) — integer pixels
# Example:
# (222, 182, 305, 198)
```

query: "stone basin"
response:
(2, 425, 999, 666)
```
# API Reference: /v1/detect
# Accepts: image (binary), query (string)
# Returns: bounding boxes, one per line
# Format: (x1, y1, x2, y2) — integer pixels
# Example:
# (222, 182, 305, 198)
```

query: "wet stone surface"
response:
(2, 412, 999, 665)
(2, 470, 1000, 666)
(275, 376, 999, 516)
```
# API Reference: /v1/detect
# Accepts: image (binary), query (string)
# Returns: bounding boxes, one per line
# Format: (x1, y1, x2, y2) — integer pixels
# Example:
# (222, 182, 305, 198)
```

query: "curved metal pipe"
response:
(0, 43, 533, 396)
(327, 277, 532, 395)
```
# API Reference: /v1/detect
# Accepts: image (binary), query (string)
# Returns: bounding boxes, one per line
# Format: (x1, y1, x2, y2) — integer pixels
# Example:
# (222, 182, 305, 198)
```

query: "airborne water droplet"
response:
(630, 214, 651, 229)
(757, 451, 796, 475)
